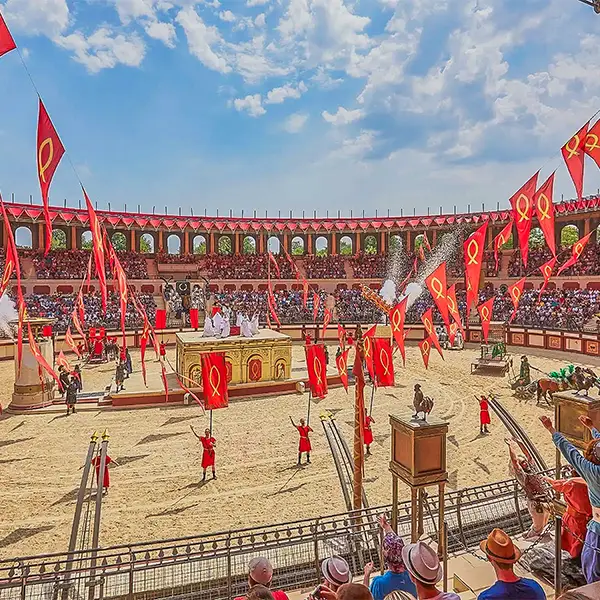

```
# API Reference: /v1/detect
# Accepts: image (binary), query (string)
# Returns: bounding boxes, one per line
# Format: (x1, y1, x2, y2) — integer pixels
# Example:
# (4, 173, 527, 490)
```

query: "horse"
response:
(575, 369, 600, 396)
(536, 378, 568, 405)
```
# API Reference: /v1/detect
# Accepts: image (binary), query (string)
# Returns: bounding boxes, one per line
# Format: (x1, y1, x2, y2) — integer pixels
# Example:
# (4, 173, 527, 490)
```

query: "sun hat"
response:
(479, 529, 521, 564)
(248, 557, 273, 586)
(321, 556, 351, 587)
(401, 541, 442, 585)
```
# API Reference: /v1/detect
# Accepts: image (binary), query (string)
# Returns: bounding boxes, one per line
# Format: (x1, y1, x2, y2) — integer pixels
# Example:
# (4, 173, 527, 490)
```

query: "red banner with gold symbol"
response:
(37, 100, 66, 256)
(509, 172, 539, 268)
(425, 262, 449, 326)
(507, 277, 526, 322)
(322, 308, 332, 339)
(448, 322, 458, 347)
(421, 307, 443, 359)
(56, 350, 71, 372)
(373, 338, 394, 387)
(312, 292, 320, 322)
(83, 187, 108, 312)
(64, 326, 80, 358)
(477, 297, 494, 344)
(585, 120, 600, 169)
(463, 222, 488, 312)
(201, 352, 229, 409)
(337, 323, 347, 351)
(493, 220, 513, 271)
(419, 337, 432, 370)
(0, 11, 16, 58)
(534, 172, 557, 256)
(446, 284, 465, 337)
(362, 325, 377, 382)
(305, 343, 328, 399)
(562, 123, 589, 201)
(390, 297, 408, 366)
(538, 257, 557, 301)
(557, 231, 593, 276)
(336, 348, 349, 392)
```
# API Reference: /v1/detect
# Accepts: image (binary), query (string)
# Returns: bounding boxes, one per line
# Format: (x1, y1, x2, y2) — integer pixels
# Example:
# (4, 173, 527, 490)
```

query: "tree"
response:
(193, 239, 206, 254)
(389, 236, 403, 252)
(339, 239, 353, 255)
(364, 236, 377, 254)
(218, 236, 232, 255)
(291, 238, 304, 255)
(243, 237, 256, 254)
(51, 229, 67, 250)
(500, 233, 514, 250)
(140, 236, 153, 253)
(528, 228, 544, 249)
(111, 232, 127, 251)
(561, 225, 579, 247)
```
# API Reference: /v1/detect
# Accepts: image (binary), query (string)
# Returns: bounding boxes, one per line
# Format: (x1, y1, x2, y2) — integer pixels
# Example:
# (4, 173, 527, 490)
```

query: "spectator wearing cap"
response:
(233, 557, 289, 600)
(401, 540, 460, 600)
(363, 515, 416, 600)
(477, 529, 545, 599)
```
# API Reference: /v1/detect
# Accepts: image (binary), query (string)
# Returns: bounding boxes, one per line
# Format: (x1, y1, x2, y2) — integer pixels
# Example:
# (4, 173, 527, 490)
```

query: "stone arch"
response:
(15, 226, 32, 249)
(390, 235, 403, 252)
(560, 224, 580, 247)
(247, 354, 263, 382)
(414, 234, 425, 252)
(167, 234, 181, 255)
(267, 236, 281, 254)
(339, 235, 353, 255)
(291, 236, 305, 255)
(315, 236, 329, 256)
(193, 235, 207, 254)
(528, 227, 544, 249)
(51, 229, 67, 250)
(218, 236, 232, 255)
(140, 233, 155, 253)
(364, 234, 378, 254)
(242, 236, 256, 254)
(111, 231, 127, 252)
(81, 230, 92, 249)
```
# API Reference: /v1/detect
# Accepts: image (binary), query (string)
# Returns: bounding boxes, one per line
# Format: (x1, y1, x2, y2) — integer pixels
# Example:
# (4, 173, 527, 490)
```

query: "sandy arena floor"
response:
(1, 343, 598, 559)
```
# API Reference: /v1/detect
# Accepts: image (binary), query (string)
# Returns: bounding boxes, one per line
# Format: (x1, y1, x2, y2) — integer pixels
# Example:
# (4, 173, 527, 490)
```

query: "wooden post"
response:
(411, 488, 419, 542)
(353, 324, 365, 512)
(391, 475, 398, 532)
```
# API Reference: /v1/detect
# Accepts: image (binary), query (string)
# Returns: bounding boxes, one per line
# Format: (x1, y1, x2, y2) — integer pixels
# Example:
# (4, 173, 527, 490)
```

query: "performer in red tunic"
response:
(477, 395, 491, 434)
(363, 409, 375, 455)
(191, 425, 217, 480)
(290, 416, 313, 465)
(159, 342, 166, 359)
(91, 454, 118, 495)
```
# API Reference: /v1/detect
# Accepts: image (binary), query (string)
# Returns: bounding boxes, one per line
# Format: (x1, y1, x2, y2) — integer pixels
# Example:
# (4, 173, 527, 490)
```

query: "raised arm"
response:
(189, 425, 201, 440)
(580, 415, 600, 440)
(289, 416, 296, 428)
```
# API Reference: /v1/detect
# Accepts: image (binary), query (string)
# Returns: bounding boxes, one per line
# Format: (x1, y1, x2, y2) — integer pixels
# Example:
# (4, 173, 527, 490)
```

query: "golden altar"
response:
(176, 329, 292, 386)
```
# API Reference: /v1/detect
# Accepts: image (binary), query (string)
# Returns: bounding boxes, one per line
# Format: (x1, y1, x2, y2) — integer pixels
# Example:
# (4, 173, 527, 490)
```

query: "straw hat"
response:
(401, 541, 442, 585)
(479, 529, 521, 564)
(321, 556, 351, 587)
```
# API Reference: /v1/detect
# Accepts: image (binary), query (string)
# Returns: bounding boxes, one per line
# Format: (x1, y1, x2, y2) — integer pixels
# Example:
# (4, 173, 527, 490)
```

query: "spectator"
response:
(318, 556, 352, 594)
(304, 255, 347, 279)
(233, 557, 289, 600)
(363, 515, 417, 600)
(336, 583, 374, 600)
(247, 586, 275, 600)
(401, 540, 460, 599)
(477, 529, 546, 599)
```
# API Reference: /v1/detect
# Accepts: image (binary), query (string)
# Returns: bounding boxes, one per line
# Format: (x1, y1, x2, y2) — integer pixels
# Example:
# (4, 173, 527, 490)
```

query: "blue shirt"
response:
(552, 429, 600, 534)
(478, 579, 546, 599)
(369, 570, 417, 600)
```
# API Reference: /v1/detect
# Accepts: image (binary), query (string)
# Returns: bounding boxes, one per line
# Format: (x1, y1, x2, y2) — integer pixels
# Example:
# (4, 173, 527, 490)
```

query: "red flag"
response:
(37, 100, 65, 256)
(507, 277, 526, 322)
(27, 323, 62, 388)
(477, 297, 494, 343)
(322, 308, 332, 338)
(268, 252, 281, 278)
(160, 360, 169, 403)
(71, 310, 87, 349)
(584, 120, 600, 169)
(421, 308, 443, 359)
(445, 284, 465, 337)
(64, 326, 80, 358)
(312, 292, 320, 322)
(139, 318, 152, 387)
(107, 244, 128, 342)
(538, 257, 557, 300)
(283, 246, 299, 276)
(493, 220, 513, 271)
(419, 337, 432, 369)
(509, 172, 539, 268)
(0, 11, 16, 58)
(302, 278, 309, 307)
(390, 297, 408, 366)
(267, 281, 281, 328)
(337, 323, 346, 350)
(56, 350, 71, 372)
(189, 308, 199, 329)
(201, 352, 229, 409)
(0, 237, 15, 298)
(562, 123, 589, 201)
(305, 343, 328, 399)
(425, 262, 449, 326)
(423, 232, 431, 251)
(534, 172, 557, 257)
(398, 258, 416, 293)
(336, 349, 349, 392)
(83, 188, 107, 312)
(373, 338, 394, 387)
(464, 222, 488, 312)
(352, 339, 366, 454)
(363, 325, 377, 381)
(557, 231, 593, 276)
(448, 322, 458, 347)
(155, 308, 167, 329)
(418, 245, 425, 262)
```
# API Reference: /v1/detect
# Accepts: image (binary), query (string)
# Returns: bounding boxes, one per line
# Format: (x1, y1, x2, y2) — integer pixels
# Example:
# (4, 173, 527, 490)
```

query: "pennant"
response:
(312, 292, 320, 322)
(390, 297, 408, 366)
(352, 338, 366, 455)
(363, 325, 377, 382)
(398, 258, 416, 293)
(0, 11, 16, 58)
(160, 360, 169, 403)
(493, 220, 513, 271)
(0, 236, 15, 298)
(155, 308, 167, 330)
(507, 277, 526, 322)
(373, 338, 394, 387)
(477, 297, 494, 343)
(71, 310, 87, 350)
(267, 281, 281, 328)
(189, 308, 199, 329)
(584, 120, 600, 169)
(83, 188, 107, 312)
(302, 278, 309, 307)
(418, 245, 425, 262)
(283, 246, 299, 276)
(425, 262, 449, 326)
(423, 232, 431, 251)
(538, 257, 557, 300)
(557, 231, 593, 276)
(56, 350, 71, 372)
(268, 252, 281, 278)
(446, 284, 465, 337)
(419, 337, 432, 369)
(64, 326, 80, 358)
(305, 343, 328, 399)
(322, 308, 332, 338)
(562, 124, 588, 201)
(336, 349, 349, 392)
(201, 352, 229, 409)
(463, 222, 488, 313)
(337, 323, 347, 350)
(509, 172, 539, 268)
(534, 172, 557, 256)
(421, 307, 443, 359)
(107, 244, 128, 342)
(27, 323, 62, 388)
(448, 322, 458, 347)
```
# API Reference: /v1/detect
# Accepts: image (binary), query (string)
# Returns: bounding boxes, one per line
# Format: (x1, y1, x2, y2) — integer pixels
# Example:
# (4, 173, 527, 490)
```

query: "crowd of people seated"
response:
(509, 244, 600, 278)
(350, 253, 388, 279)
(200, 253, 295, 280)
(304, 255, 347, 278)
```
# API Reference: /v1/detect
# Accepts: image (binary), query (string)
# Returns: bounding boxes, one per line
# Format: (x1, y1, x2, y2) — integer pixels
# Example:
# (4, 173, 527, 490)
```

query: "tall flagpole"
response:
(306, 389, 312, 425)
(353, 324, 365, 512)
(209, 410, 213, 436)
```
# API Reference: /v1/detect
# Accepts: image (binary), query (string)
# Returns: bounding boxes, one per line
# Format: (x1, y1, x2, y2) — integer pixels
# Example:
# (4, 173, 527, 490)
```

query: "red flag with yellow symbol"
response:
(477, 297, 494, 344)
(83, 187, 108, 312)
(312, 292, 320, 322)
(509, 172, 539, 269)
(201, 352, 229, 409)
(336, 349, 349, 392)
(562, 123, 589, 201)
(463, 222, 488, 312)
(64, 326, 80, 358)
(56, 350, 71, 372)
(362, 325, 377, 382)
(584, 120, 600, 169)
(373, 338, 394, 387)
(337, 323, 347, 350)
(37, 100, 66, 256)
(425, 262, 449, 326)
(445, 284, 465, 338)
(305, 343, 328, 399)
(421, 307, 443, 359)
(448, 322, 459, 347)
(390, 297, 408, 366)
(0, 11, 16, 58)
(419, 337, 432, 370)
(322, 308, 332, 339)
(0, 239, 15, 298)
(534, 172, 557, 257)
(557, 231, 593, 276)
(507, 277, 526, 323)
(538, 257, 557, 301)
(493, 220, 513, 271)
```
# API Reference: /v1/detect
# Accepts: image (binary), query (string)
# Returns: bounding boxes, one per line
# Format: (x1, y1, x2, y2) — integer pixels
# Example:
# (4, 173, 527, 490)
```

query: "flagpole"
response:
(353, 324, 365, 512)
(306, 389, 312, 426)
(209, 410, 213, 436)
(369, 384, 375, 416)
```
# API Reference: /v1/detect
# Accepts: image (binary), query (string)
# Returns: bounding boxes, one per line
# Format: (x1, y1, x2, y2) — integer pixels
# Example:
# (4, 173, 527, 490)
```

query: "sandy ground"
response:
(1, 343, 599, 560)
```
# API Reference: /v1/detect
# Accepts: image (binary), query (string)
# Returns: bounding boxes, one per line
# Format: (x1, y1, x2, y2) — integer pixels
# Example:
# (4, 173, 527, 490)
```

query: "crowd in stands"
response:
(509, 244, 600, 277)
(350, 253, 388, 279)
(304, 255, 347, 278)
(201, 253, 296, 280)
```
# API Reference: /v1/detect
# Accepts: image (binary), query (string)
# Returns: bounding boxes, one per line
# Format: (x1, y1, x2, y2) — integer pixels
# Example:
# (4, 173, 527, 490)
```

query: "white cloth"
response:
(203, 316, 215, 338)
(213, 312, 224, 336)
(236, 313, 243, 327)
(221, 318, 230, 338)
(241, 317, 253, 338)
(250, 314, 259, 335)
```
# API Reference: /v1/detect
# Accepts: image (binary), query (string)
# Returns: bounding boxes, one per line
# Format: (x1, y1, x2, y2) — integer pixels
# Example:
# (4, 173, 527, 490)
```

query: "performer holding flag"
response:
(363, 408, 375, 455)
(191, 425, 217, 481)
(290, 416, 313, 465)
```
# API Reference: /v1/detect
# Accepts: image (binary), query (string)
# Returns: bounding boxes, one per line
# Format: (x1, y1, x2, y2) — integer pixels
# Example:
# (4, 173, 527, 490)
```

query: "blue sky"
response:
(1, 0, 600, 217)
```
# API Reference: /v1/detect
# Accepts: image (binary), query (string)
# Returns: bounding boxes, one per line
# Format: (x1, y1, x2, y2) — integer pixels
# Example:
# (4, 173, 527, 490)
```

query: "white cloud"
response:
(2, 0, 70, 36)
(246, 0, 270, 6)
(144, 20, 176, 47)
(284, 112, 309, 133)
(233, 94, 266, 117)
(254, 13, 266, 27)
(330, 129, 376, 160)
(322, 106, 363, 125)
(219, 10, 236, 22)
(265, 81, 307, 104)
(112, 0, 156, 25)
